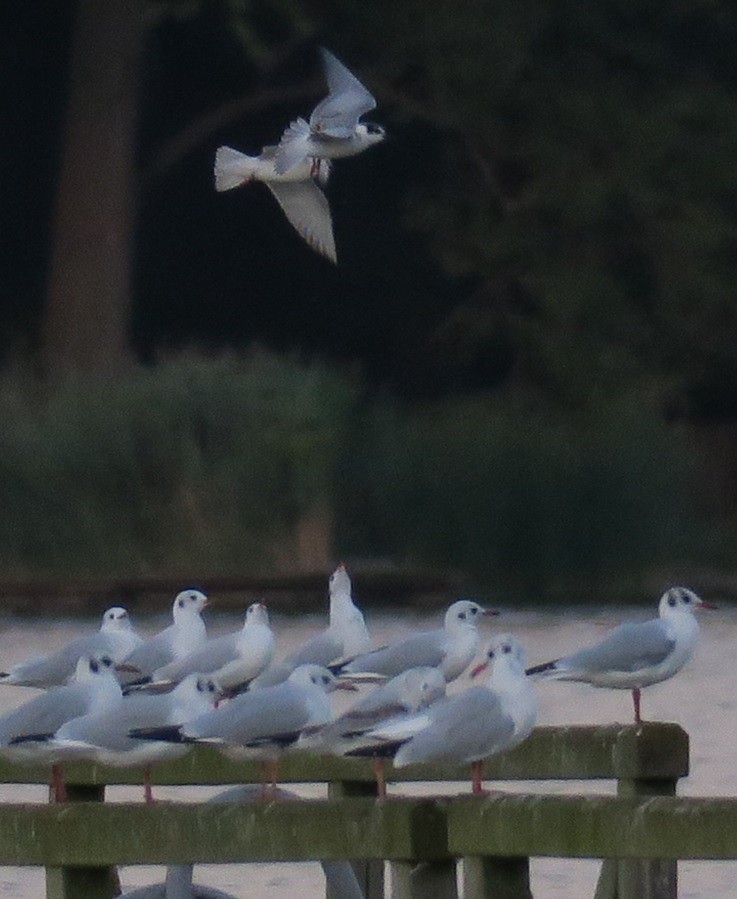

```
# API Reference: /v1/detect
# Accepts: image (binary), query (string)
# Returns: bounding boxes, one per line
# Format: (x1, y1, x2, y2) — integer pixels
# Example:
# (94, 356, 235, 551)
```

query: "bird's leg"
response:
(310, 157, 320, 177)
(258, 761, 269, 798)
(471, 760, 488, 795)
(51, 763, 68, 803)
(260, 759, 279, 799)
(143, 765, 155, 803)
(632, 687, 642, 724)
(373, 757, 386, 799)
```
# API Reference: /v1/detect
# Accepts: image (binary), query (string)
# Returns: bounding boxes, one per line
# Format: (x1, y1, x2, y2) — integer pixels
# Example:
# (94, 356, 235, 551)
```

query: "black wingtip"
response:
(525, 660, 559, 676)
(120, 675, 152, 691)
(128, 725, 187, 743)
(9, 732, 53, 745)
(244, 731, 301, 750)
(345, 740, 404, 760)
(328, 654, 357, 676)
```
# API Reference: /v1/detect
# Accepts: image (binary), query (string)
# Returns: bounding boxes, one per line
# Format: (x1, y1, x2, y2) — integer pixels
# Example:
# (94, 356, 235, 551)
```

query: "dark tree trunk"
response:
(42, 0, 145, 376)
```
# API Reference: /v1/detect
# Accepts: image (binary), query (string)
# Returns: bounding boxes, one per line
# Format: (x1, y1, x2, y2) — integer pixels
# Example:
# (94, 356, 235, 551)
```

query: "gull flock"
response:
(5, 46, 718, 897)
(0, 569, 713, 805)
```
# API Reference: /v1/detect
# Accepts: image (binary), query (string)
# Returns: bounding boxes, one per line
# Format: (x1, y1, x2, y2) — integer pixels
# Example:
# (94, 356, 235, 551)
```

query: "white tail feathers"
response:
(214, 146, 259, 192)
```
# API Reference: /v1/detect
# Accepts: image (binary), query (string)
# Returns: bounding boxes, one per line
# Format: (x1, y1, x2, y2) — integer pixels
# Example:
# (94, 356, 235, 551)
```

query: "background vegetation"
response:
(0, 352, 721, 602)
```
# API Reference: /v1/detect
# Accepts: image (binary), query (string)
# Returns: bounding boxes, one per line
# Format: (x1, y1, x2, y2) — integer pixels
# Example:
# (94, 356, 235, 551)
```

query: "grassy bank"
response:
(0, 352, 723, 600)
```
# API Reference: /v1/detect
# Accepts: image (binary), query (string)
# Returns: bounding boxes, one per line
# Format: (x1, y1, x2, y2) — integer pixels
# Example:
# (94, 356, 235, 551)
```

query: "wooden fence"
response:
(0, 723, 730, 899)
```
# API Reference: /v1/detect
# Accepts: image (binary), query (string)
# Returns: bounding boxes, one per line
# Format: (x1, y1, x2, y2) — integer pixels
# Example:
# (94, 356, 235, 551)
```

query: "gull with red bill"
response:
(526, 586, 716, 723)
(349, 634, 536, 795)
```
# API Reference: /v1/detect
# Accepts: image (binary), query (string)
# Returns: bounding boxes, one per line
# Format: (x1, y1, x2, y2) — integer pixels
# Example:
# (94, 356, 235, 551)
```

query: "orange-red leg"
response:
(51, 764, 67, 803)
(632, 688, 642, 724)
(143, 765, 155, 803)
(260, 759, 279, 799)
(471, 760, 487, 795)
(373, 758, 386, 798)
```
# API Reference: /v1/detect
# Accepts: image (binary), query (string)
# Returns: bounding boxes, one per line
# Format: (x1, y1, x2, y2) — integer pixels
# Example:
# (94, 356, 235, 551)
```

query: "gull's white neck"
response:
(661, 607, 700, 649)
(329, 591, 371, 656)
(489, 659, 537, 742)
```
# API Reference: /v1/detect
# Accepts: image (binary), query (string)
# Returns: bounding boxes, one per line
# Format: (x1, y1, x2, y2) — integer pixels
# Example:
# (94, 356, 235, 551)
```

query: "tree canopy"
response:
(5, 0, 737, 415)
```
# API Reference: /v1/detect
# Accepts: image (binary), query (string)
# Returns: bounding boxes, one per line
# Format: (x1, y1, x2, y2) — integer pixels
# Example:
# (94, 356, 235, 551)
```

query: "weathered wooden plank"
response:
(0, 724, 688, 787)
(0, 799, 451, 865)
(0, 793, 732, 868)
(448, 794, 737, 859)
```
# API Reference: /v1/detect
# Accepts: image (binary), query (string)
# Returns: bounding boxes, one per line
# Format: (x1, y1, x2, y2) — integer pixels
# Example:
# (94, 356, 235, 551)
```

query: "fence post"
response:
(389, 860, 458, 899)
(463, 856, 532, 899)
(387, 798, 457, 899)
(328, 779, 384, 899)
(613, 775, 678, 899)
(45, 783, 120, 899)
(594, 724, 687, 899)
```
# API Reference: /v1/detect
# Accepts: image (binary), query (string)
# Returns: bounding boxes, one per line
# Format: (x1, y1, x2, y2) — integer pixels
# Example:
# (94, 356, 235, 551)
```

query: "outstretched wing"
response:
(266, 180, 336, 263)
(309, 48, 376, 137)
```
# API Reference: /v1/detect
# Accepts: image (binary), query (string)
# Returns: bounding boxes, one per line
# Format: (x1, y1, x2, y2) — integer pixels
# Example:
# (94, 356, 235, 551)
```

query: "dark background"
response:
(3, 0, 737, 599)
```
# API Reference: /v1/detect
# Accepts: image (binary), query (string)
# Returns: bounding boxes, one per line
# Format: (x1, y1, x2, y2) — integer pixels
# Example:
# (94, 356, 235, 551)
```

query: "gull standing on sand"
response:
(134, 601, 275, 694)
(131, 664, 356, 796)
(214, 146, 336, 263)
(0, 606, 142, 688)
(13, 673, 221, 803)
(332, 599, 497, 683)
(120, 590, 209, 683)
(525, 586, 715, 722)
(0, 654, 123, 801)
(274, 48, 385, 175)
(251, 564, 371, 688)
(354, 634, 537, 795)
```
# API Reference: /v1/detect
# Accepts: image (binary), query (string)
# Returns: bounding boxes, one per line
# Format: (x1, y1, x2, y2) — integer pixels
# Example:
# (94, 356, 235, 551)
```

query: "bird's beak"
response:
(699, 599, 718, 610)
(469, 661, 488, 678)
(334, 680, 359, 692)
(483, 609, 500, 617)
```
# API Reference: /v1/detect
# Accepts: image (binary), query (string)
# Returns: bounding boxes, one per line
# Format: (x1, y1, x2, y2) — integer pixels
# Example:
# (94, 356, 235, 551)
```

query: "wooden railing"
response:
(0, 723, 722, 899)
